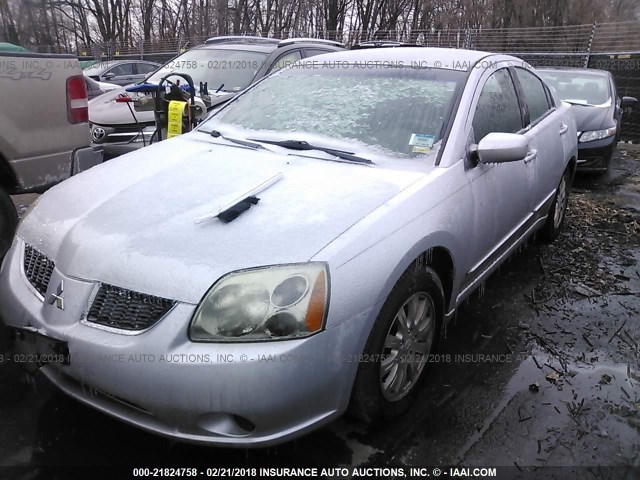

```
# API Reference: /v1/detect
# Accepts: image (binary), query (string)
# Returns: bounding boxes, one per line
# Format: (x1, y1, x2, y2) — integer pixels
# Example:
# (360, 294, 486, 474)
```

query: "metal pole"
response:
(585, 21, 597, 68)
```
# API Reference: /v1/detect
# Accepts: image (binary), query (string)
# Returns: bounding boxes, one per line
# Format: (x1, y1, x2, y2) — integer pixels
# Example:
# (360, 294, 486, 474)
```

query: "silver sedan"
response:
(0, 47, 577, 446)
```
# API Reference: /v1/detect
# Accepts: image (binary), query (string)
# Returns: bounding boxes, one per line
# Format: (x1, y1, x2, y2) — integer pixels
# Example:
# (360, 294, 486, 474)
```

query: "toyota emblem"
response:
(92, 127, 106, 142)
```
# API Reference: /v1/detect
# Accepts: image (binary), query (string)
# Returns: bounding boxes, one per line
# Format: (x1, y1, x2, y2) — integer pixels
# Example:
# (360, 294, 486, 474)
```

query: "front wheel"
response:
(349, 266, 444, 423)
(0, 188, 18, 261)
(539, 167, 571, 243)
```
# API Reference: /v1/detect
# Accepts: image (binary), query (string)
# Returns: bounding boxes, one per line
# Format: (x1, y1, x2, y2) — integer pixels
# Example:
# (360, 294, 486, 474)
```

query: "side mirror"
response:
(621, 96, 638, 109)
(473, 132, 529, 164)
(103, 72, 116, 80)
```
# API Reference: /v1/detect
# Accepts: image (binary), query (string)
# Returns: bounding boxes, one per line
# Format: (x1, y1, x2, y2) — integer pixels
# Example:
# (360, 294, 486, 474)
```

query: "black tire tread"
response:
(539, 167, 571, 244)
(0, 188, 17, 261)
(348, 265, 444, 424)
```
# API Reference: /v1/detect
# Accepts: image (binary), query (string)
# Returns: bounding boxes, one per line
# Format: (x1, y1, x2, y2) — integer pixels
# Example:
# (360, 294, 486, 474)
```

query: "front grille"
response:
(578, 156, 606, 168)
(105, 123, 154, 144)
(87, 283, 176, 331)
(23, 245, 55, 297)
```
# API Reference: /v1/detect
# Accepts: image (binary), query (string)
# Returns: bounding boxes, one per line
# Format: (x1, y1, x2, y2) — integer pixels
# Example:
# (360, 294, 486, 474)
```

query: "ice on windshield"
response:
(540, 71, 611, 106)
(208, 65, 461, 157)
(146, 49, 269, 93)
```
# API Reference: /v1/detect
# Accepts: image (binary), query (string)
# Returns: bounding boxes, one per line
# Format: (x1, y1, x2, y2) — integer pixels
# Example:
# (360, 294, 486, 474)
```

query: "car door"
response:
(102, 63, 135, 85)
(512, 67, 566, 216)
(463, 66, 532, 283)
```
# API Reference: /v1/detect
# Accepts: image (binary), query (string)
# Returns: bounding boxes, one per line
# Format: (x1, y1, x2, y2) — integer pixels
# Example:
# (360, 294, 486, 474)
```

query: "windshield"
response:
(146, 48, 268, 93)
(539, 70, 611, 106)
(202, 62, 462, 158)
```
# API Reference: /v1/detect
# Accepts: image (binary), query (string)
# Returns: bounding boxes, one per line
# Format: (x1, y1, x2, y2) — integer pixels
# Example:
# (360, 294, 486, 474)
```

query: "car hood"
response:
(20, 135, 425, 304)
(567, 104, 613, 133)
(89, 86, 236, 126)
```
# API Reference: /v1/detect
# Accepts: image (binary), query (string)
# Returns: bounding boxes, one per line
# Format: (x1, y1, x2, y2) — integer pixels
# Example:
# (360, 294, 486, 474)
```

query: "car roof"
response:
(84, 59, 160, 73)
(301, 47, 495, 71)
(537, 66, 610, 76)
(195, 43, 279, 54)
(195, 41, 344, 54)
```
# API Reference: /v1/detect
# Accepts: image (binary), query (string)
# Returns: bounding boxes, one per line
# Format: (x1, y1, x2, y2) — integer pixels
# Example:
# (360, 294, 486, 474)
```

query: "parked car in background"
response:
(88, 37, 344, 158)
(80, 59, 100, 69)
(0, 50, 103, 261)
(539, 67, 637, 172)
(83, 59, 161, 86)
(352, 40, 413, 49)
(84, 75, 119, 99)
(1, 48, 577, 446)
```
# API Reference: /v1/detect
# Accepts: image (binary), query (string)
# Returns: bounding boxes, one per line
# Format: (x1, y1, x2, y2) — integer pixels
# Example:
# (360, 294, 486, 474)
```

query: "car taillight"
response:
(66, 75, 88, 124)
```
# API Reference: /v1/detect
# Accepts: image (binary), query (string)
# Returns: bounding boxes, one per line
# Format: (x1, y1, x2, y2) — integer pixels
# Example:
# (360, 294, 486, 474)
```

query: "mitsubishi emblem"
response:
(49, 280, 65, 310)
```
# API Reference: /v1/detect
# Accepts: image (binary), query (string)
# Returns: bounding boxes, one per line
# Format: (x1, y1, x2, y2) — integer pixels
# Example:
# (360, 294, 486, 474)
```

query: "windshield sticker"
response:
(409, 134, 435, 148)
(412, 146, 431, 154)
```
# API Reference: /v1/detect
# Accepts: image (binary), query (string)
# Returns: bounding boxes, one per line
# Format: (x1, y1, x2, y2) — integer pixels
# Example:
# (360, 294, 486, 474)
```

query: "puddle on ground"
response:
(457, 348, 640, 466)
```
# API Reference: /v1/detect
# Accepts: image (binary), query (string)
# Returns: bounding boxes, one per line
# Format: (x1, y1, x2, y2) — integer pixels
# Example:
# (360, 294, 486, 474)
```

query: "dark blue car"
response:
(539, 67, 637, 172)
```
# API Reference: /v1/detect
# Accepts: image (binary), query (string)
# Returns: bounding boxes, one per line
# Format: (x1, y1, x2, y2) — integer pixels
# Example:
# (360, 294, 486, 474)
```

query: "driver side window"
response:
(108, 63, 133, 76)
(472, 69, 523, 143)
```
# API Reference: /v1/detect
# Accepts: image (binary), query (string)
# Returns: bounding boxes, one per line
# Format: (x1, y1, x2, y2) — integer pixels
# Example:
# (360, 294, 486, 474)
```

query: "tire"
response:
(349, 265, 444, 423)
(539, 167, 571, 243)
(0, 188, 18, 261)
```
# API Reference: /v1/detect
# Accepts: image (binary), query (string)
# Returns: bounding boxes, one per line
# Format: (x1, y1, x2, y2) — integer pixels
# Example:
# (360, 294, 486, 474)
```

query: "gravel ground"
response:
(2, 147, 640, 478)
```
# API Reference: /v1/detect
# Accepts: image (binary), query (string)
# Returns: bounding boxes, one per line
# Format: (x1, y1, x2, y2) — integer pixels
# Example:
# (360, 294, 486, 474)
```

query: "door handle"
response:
(523, 149, 538, 163)
(559, 124, 569, 135)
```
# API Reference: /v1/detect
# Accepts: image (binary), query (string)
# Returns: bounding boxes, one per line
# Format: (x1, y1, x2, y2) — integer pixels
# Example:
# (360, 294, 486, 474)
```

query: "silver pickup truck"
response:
(0, 51, 103, 260)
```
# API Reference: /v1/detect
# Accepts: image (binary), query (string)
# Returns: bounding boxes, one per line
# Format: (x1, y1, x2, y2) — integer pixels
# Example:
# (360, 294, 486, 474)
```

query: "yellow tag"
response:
(167, 100, 187, 139)
(412, 146, 431, 154)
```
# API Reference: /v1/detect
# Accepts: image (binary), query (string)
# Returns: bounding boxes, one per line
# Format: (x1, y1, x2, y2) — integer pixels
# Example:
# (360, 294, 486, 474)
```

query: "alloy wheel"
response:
(380, 292, 436, 401)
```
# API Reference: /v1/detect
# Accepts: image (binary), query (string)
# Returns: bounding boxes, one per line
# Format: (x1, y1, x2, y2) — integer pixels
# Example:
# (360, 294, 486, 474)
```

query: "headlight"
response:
(579, 127, 616, 143)
(190, 263, 329, 342)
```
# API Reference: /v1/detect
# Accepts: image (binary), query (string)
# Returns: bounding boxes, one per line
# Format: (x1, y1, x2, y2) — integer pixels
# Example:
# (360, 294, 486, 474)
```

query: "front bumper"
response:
(90, 122, 155, 160)
(100, 141, 144, 160)
(72, 145, 103, 175)
(0, 238, 365, 446)
(577, 135, 617, 172)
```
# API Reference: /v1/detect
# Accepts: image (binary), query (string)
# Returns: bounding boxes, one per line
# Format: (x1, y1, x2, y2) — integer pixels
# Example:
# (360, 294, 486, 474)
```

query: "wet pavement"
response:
(2, 147, 640, 477)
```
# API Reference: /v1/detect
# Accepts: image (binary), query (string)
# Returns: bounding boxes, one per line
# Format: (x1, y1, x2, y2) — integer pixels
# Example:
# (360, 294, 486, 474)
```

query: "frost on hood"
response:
(213, 68, 458, 158)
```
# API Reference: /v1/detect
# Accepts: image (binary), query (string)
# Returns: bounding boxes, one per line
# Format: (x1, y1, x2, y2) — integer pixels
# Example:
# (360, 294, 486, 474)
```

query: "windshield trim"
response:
(434, 54, 490, 166)
(200, 63, 466, 163)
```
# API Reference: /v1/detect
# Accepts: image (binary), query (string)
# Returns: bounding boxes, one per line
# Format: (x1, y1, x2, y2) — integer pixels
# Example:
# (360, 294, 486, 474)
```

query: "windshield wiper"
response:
(247, 139, 374, 164)
(563, 100, 598, 107)
(200, 130, 265, 149)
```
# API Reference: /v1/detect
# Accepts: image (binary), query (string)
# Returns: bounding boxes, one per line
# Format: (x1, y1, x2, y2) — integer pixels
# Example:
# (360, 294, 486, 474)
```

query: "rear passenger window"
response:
(472, 69, 522, 143)
(109, 63, 133, 76)
(516, 68, 552, 124)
